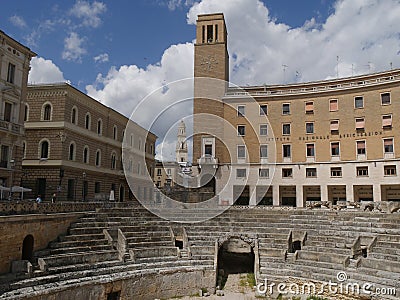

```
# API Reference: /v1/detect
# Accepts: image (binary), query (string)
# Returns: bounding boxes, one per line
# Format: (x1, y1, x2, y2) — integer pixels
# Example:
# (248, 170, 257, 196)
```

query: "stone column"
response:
(296, 185, 304, 207)
(320, 184, 329, 202)
(272, 185, 280, 206)
(249, 185, 257, 207)
(373, 184, 381, 202)
(346, 184, 354, 202)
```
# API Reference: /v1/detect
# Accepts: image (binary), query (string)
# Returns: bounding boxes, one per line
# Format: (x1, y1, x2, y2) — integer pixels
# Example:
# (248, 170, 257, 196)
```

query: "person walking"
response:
(51, 193, 56, 203)
(36, 195, 42, 203)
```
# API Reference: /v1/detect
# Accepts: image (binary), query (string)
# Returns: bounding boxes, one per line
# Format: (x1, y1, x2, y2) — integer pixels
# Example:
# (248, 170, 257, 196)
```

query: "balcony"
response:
(198, 154, 219, 169)
(0, 120, 23, 135)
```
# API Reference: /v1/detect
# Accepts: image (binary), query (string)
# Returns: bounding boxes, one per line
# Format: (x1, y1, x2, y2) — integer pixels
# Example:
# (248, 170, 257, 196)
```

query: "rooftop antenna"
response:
(390, 62, 393, 70)
(295, 71, 301, 82)
(282, 64, 288, 84)
(351, 64, 355, 76)
(336, 56, 339, 78)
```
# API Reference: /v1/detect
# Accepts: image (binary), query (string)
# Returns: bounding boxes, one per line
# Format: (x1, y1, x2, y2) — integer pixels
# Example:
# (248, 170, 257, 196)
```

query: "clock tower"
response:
(193, 13, 229, 167)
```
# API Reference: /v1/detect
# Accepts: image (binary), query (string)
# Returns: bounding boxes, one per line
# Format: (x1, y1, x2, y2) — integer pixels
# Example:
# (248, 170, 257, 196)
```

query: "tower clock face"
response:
(200, 55, 218, 72)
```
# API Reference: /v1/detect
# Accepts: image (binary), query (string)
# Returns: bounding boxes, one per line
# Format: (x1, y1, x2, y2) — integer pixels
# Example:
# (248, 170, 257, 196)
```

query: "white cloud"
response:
(166, 0, 195, 11)
(9, 15, 27, 28)
(87, 0, 400, 160)
(187, 0, 400, 85)
(62, 32, 87, 62)
(94, 53, 109, 63)
(28, 57, 66, 84)
(70, 0, 107, 28)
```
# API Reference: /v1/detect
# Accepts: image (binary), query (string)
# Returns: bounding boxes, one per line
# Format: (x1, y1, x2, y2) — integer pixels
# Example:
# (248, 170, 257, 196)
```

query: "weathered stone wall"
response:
(0, 213, 84, 274)
(23, 268, 215, 300)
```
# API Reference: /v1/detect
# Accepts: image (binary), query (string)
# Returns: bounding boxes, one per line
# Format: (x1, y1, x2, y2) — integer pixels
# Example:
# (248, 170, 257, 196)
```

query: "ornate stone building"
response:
(23, 83, 156, 201)
(193, 13, 400, 206)
(0, 30, 36, 194)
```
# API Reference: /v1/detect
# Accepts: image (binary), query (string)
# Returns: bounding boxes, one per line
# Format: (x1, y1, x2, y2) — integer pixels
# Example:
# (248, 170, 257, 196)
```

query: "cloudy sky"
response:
(2, 0, 400, 160)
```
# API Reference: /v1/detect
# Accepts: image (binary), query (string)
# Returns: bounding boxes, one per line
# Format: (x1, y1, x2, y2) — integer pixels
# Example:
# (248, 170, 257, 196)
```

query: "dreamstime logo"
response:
(256, 271, 397, 297)
(122, 77, 277, 223)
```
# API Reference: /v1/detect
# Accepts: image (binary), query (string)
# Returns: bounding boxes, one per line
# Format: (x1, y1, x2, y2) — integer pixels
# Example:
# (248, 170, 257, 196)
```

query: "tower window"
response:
(355, 117, 365, 130)
(329, 99, 338, 111)
(204, 144, 212, 156)
(382, 115, 392, 129)
(260, 145, 268, 158)
(306, 122, 314, 134)
(215, 24, 218, 41)
(260, 105, 268, 115)
(207, 24, 213, 42)
(237, 145, 246, 159)
(305, 101, 314, 114)
(283, 144, 291, 158)
(306, 144, 315, 157)
(282, 103, 290, 115)
(260, 124, 268, 136)
(40, 141, 49, 159)
(384, 138, 394, 153)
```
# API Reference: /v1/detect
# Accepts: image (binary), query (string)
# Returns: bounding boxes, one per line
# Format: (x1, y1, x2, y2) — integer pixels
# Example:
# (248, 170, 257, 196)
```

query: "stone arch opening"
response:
(21, 234, 34, 261)
(216, 236, 255, 289)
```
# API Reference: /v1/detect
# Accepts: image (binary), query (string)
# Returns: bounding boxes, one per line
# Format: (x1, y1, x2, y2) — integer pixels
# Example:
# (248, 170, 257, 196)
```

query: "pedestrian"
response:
(36, 195, 42, 203)
(51, 193, 56, 203)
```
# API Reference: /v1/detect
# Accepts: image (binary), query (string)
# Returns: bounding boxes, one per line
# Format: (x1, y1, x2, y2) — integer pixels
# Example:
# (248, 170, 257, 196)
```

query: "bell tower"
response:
(193, 13, 229, 166)
(176, 120, 188, 163)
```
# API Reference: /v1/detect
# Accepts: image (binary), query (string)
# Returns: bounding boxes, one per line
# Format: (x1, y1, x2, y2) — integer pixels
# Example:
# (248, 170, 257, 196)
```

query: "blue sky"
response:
(2, 0, 400, 160)
(1, 0, 335, 89)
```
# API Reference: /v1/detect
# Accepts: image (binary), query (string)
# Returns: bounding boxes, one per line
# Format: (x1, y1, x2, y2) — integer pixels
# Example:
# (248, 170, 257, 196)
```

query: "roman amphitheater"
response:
(1, 12, 400, 300)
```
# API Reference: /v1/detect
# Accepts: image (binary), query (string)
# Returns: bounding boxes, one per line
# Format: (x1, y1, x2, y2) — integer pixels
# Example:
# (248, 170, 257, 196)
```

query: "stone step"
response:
(128, 241, 174, 248)
(50, 238, 109, 248)
(49, 244, 113, 255)
(60, 233, 105, 242)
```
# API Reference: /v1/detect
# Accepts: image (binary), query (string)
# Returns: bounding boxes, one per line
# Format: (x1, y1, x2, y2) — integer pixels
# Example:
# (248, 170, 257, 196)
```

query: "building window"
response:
(85, 113, 91, 130)
(0, 145, 9, 168)
(329, 99, 338, 111)
(306, 168, 317, 178)
(260, 145, 268, 158)
(357, 166, 369, 177)
(357, 141, 366, 155)
(40, 140, 49, 159)
(384, 165, 396, 176)
(113, 126, 117, 140)
(97, 119, 102, 135)
(384, 138, 394, 153)
(305, 101, 314, 114)
(83, 146, 89, 164)
(3, 102, 12, 122)
(282, 123, 291, 135)
(354, 96, 364, 108)
(71, 107, 77, 125)
(204, 144, 212, 156)
(237, 125, 245, 136)
(260, 124, 268, 136)
(24, 104, 29, 122)
(381, 92, 391, 105)
(43, 103, 52, 121)
(259, 168, 269, 178)
(282, 168, 293, 178)
(95, 182, 101, 193)
(330, 120, 339, 134)
(306, 122, 314, 134)
(306, 143, 315, 157)
(111, 153, 116, 169)
(68, 143, 75, 161)
(330, 167, 342, 177)
(7, 63, 16, 84)
(355, 117, 365, 130)
(95, 150, 101, 167)
(236, 169, 246, 178)
(237, 105, 245, 117)
(260, 105, 268, 115)
(157, 168, 162, 176)
(282, 103, 290, 115)
(237, 145, 246, 159)
(283, 144, 291, 158)
(331, 142, 340, 156)
(382, 115, 392, 129)
(167, 168, 171, 175)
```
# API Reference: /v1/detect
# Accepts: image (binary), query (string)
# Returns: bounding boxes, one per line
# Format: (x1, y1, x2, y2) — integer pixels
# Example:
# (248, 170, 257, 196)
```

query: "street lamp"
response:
(9, 159, 15, 200)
